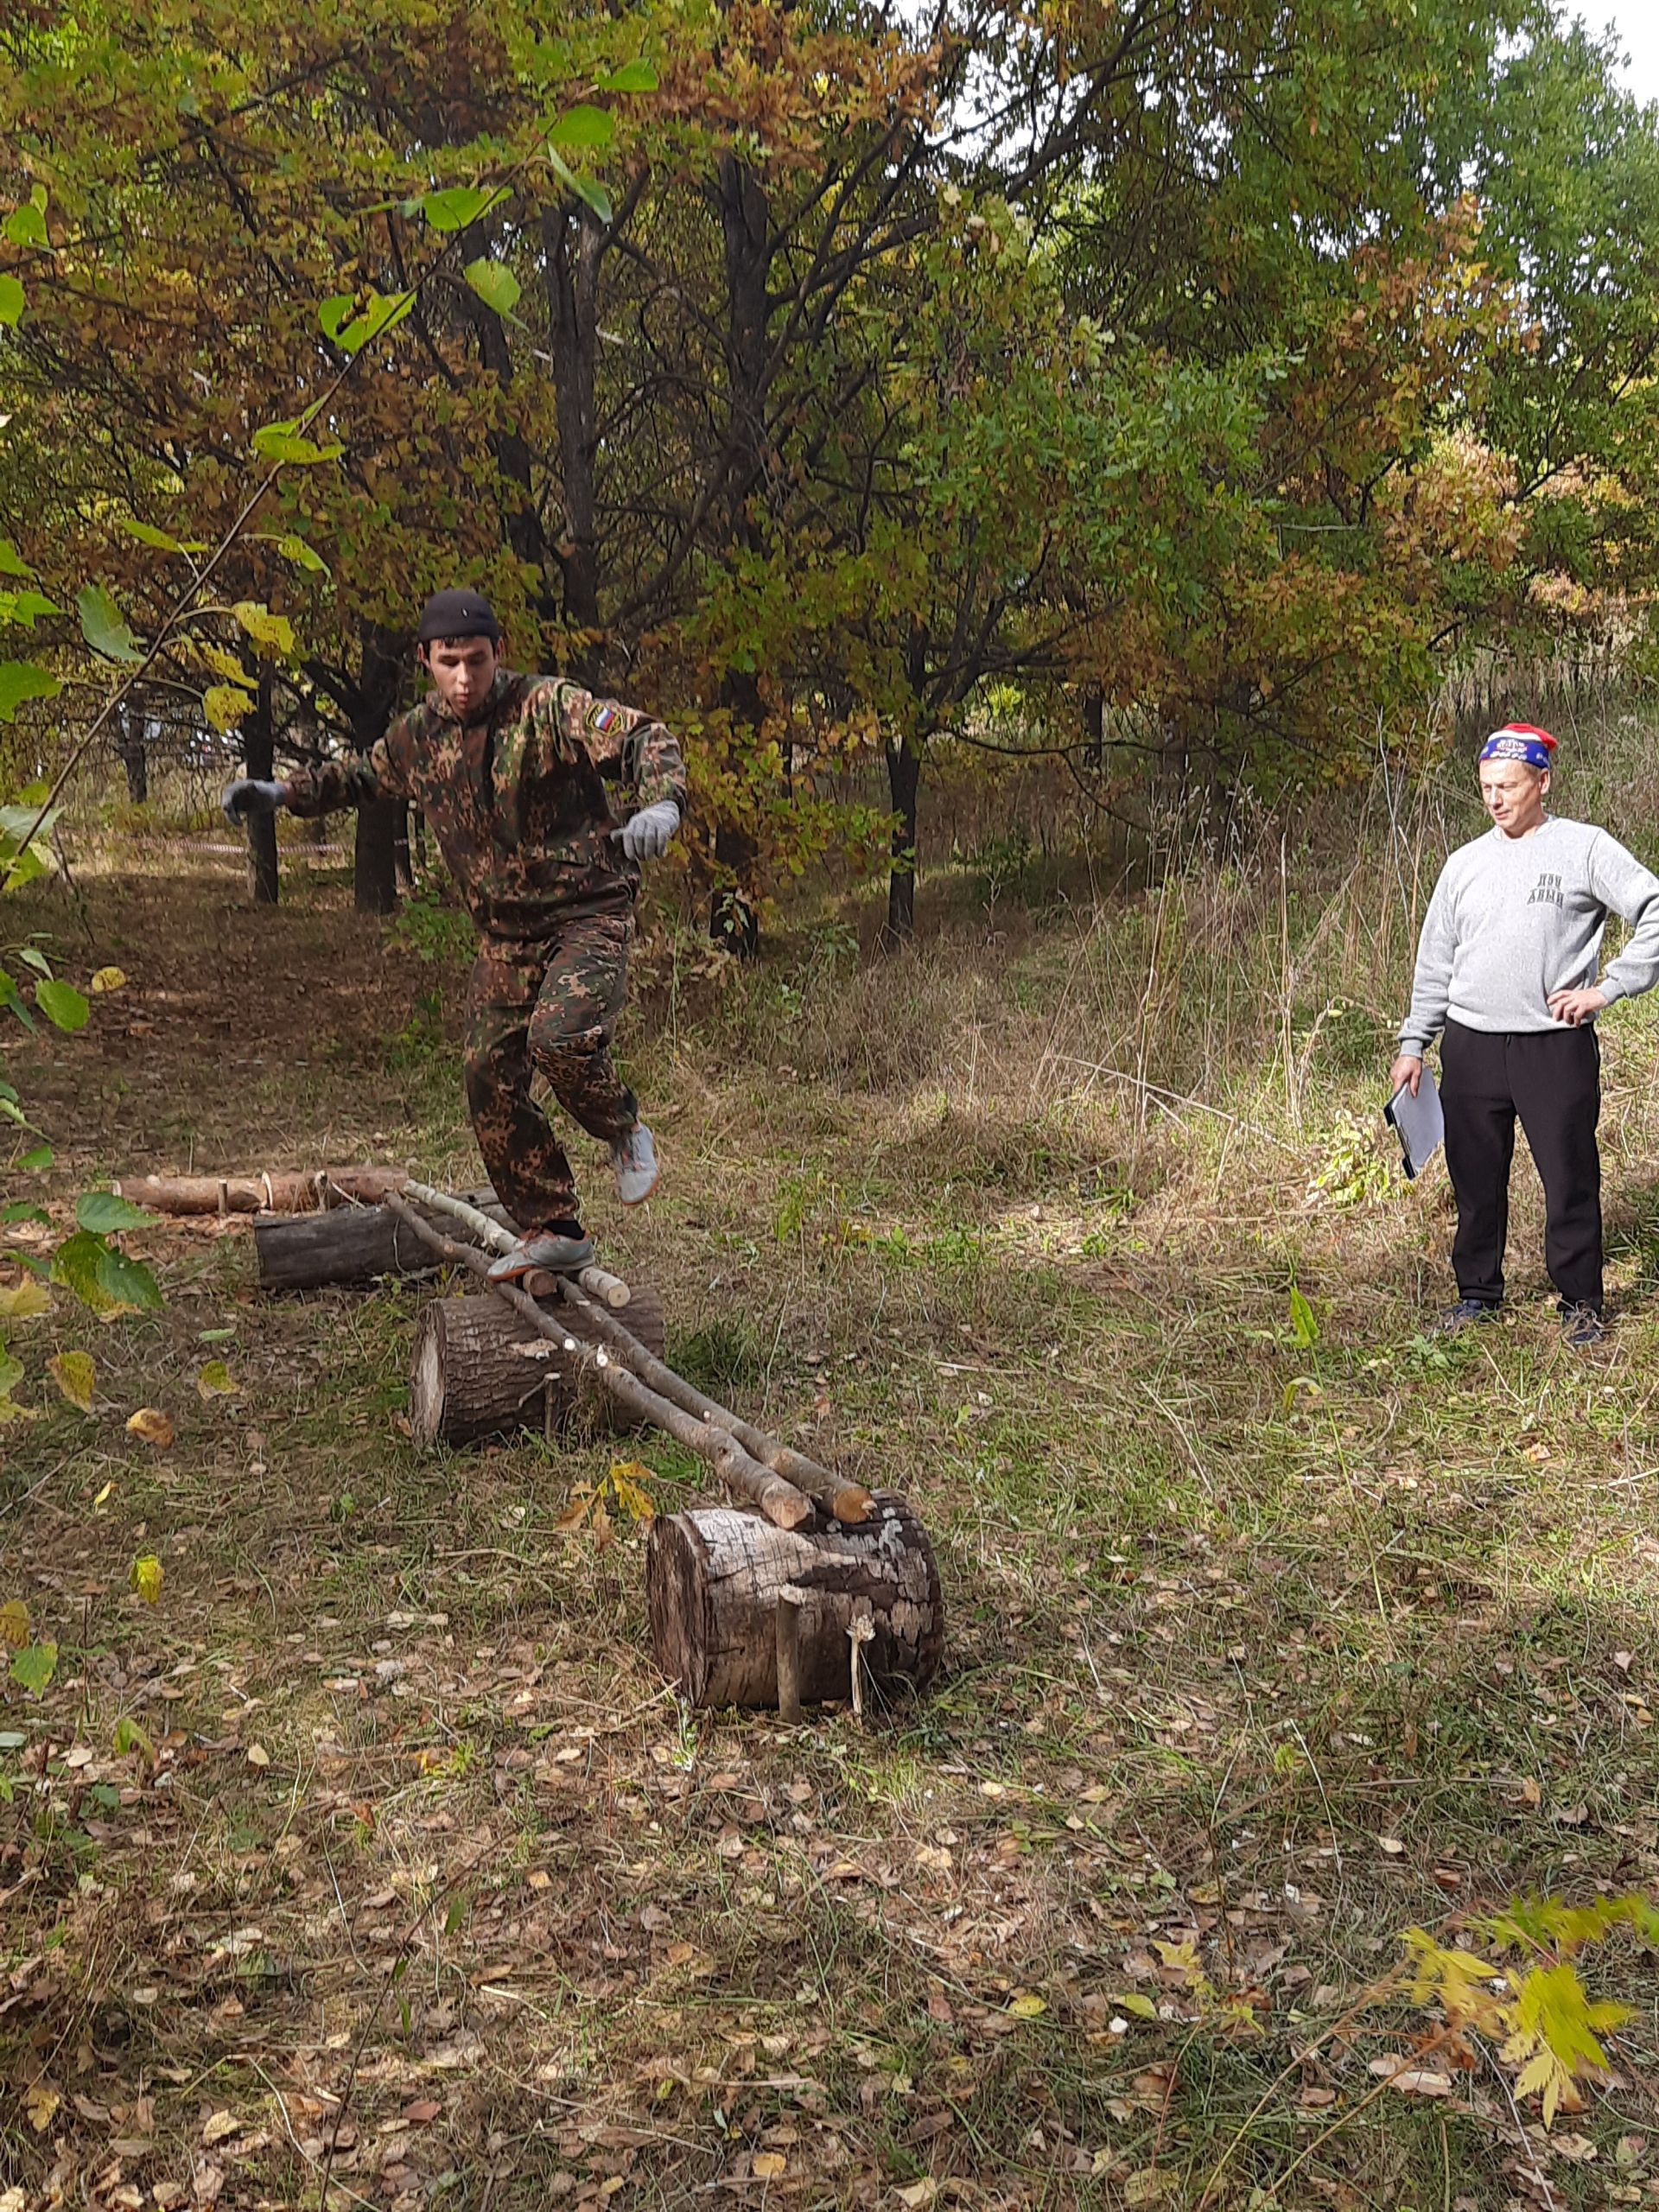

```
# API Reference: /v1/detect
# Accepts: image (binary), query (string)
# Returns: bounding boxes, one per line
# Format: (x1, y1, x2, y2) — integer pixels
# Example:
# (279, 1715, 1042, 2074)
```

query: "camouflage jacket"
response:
(283, 670, 687, 939)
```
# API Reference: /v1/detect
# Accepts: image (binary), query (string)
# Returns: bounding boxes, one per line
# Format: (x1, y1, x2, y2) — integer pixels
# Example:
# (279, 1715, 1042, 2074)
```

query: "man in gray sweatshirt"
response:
(1391, 722, 1659, 1344)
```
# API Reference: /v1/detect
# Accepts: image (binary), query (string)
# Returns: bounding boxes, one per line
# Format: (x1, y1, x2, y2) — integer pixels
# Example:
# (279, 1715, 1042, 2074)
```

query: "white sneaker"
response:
(611, 1123, 659, 1205)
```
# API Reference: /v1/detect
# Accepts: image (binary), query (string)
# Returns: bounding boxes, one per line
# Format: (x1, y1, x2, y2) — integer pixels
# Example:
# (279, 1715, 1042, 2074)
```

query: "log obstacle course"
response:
(133, 1163, 945, 1712)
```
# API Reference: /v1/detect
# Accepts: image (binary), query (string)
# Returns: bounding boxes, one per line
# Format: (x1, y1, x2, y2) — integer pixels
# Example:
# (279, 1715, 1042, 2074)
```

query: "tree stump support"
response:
(646, 1497, 942, 1711)
(410, 1286, 667, 1447)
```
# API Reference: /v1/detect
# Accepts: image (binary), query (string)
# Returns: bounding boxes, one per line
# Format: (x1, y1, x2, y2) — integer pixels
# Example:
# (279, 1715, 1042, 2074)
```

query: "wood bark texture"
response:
(646, 1494, 944, 1711)
(121, 1167, 416, 1216)
(410, 1287, 667, 1448)
(254, 1190, 512, 1291)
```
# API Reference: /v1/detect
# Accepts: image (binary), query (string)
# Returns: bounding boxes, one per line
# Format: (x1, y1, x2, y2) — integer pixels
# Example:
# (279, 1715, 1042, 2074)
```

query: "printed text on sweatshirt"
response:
(1398, 817, 1659, 1053)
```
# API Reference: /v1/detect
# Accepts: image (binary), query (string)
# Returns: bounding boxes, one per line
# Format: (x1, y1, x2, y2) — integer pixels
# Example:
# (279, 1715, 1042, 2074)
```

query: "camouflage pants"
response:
(464, 907, 638, 1232)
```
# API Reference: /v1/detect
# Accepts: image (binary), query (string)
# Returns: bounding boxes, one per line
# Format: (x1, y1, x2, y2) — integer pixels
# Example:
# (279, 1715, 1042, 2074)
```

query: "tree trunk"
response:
(544, 203, 603, 639)
(646, 1494, 944, 1710)
(410, 1286, 666, 1447)
(254, 1189, 513, 1294)
(351, 625, 406, 915)
(245, 669, 279, 906)
(1084, 683, 1104, 769)
(883, 737, 920, 947)
(118, 701, 148, 803)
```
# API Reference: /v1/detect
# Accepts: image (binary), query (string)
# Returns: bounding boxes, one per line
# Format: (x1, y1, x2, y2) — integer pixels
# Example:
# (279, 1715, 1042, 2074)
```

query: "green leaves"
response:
(0, 541, 33, 578)
(3, 188, 48, 250)
(319, 287, 415, 354)
(596, 60, 658, 94)
(75, 1192, 156, 1234)
(0, 274, 24, 328)
(419, 185, 505, 233)
(10, 1642, 57, 1694)
(548, 104, 614, 150)
(1288, 1285, 1319, 1347)
(51, 1230, 162, 1319)
(35, 978, 89, 1033)
(464, 259, 522, 316)
(547, 148, 613, 226)
(276, 534, 328, 575)
(0, 660, 61, 721)
(251, 421, 344, 467)
(118, 517, 203, 555)
(0, 589, 60, 630)
(77, 582, 143, 664)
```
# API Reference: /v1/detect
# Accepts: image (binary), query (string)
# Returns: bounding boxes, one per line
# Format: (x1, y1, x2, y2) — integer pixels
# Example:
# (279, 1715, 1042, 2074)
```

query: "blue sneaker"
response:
(1438, 1299, 1499, 1333)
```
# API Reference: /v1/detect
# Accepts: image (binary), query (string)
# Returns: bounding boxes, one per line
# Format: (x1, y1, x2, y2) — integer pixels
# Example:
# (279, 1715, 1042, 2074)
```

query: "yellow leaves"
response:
(125, 1406, 175, 1447)
(0, 1597, 29, 1649)
(48, 1350, 95, 1410)
(0, 1277, 50, 1319)
(89, 965, 125, 993)
(194, 640, 253, 685)
(203, 683, 256, 732)
(1007, 1991, 1046, 2018)
(750, 2153, 787, 2181)
(233, 601, 296, 656)
(24, 2083, 59, 2133)
(607, 1459, 656, 1523)
(196, 1358, 236, 1399)
(130, 1554, 163, 1605)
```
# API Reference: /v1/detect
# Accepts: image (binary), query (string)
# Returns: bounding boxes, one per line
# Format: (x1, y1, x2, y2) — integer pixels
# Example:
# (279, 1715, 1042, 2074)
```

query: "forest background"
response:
(3, 0, 1658, 939)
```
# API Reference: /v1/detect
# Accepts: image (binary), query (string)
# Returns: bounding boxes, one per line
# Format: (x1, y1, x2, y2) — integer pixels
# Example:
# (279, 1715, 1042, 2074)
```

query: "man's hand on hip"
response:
(615, 800, 681, 862)
(1389, 1052, 1424, 1097)
(1548, 986, 1608, 1027)
(222, 778, 289, 828)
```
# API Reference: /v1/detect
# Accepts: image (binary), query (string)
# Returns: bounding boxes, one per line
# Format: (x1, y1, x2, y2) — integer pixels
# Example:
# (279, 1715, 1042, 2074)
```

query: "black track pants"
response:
(1440, 1019, 1603, 1313)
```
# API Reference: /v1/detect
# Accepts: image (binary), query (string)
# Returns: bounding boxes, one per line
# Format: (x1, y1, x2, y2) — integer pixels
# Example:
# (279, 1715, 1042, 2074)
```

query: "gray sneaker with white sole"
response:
(611, 1123, 659, 1205)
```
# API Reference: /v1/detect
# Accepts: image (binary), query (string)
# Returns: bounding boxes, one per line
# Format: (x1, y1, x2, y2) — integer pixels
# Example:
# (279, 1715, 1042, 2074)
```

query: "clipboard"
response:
(1384, 1066, 1444, 1180)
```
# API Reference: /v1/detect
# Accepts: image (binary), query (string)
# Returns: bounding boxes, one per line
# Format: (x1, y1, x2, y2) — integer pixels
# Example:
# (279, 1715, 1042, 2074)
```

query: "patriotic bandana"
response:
(1479, 721, 1557, 771)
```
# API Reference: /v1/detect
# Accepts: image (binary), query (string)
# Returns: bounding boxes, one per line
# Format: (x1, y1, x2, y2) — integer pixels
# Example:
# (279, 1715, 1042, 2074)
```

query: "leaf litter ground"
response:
(6, 847, 1659, 2210)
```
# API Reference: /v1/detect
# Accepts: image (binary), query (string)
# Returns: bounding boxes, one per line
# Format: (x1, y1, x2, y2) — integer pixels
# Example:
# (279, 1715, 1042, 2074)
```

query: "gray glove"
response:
(222, 778, 288, 828)
(617, 799, 681, 862)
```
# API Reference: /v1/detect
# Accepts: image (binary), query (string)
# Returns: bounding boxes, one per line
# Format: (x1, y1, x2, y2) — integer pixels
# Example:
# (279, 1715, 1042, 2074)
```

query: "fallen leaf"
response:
(90, 967, 126, 993)
(245, 1743, 270, 1769)
(126, 1408, 175, 1447)
(1377, 1836, 1405, 1855)
(1368, 2057, 1453, 2097)
(25, 2082, 60, 2133)
(130, 1554, 163, 1605)
(895, 2183, 938, 2210)
(1520, 1777, 1543, 1808)
(0, 1598, 28, 1649)
(196, 1359, 236, 1400)
(1007, 1992, 1046, 2018)
(48, 1351, 96, 1411)
(751, 2152, 787, 2179)
(200, 2110, 241, 2145)
(0, 1278, 51, 1319)
(403, 2100, 441, 2125)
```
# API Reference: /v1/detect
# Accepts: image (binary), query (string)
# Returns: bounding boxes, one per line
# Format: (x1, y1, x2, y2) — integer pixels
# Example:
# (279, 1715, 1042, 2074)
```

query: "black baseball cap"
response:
(417, 588, 500, 644)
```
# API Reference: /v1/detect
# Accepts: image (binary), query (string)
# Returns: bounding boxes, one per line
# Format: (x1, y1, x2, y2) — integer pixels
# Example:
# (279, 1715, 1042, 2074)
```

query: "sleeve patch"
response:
(587, 702, 622, 734)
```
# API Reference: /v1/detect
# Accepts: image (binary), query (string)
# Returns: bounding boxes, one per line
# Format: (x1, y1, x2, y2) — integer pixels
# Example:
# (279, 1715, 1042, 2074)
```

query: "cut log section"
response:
(255, 1191, 512, 1293)
(646, 1495, 943, 1711)
(118, 1167, 413, 1214)
(410, 1287, 667, 1448)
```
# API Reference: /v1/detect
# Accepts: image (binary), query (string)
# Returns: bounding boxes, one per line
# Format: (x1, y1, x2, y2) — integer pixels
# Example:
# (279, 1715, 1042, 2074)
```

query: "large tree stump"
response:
(410, 1287, 667, 1448)
(255, 1191, 512, 1293)
(646, 1495, 943, 1711)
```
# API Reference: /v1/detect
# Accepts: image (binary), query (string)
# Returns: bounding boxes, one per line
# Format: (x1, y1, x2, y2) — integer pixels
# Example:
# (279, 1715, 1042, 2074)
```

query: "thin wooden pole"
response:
(382, 1192, 813, 1532)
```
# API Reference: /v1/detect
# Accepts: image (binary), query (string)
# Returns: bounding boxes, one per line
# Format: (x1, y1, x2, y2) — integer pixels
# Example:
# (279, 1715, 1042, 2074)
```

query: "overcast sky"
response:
(1571, 2, 1659, 104)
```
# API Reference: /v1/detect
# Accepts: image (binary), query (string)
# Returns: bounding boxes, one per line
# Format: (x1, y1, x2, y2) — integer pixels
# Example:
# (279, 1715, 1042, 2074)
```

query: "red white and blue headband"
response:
(1479, 722, 1557, 771)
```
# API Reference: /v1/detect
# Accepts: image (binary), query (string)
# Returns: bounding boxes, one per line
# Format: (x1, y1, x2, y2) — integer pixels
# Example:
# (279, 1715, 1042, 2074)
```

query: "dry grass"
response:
(6, 721, 1659, 2211)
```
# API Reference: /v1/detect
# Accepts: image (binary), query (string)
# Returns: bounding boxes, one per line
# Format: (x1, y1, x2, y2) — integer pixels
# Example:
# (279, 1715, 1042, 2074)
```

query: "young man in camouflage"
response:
(222, 588, 683, 1281)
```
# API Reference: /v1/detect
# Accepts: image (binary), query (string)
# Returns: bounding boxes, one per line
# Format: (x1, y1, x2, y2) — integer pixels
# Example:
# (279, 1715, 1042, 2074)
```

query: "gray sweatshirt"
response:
(1399, 816, 1659, 1052)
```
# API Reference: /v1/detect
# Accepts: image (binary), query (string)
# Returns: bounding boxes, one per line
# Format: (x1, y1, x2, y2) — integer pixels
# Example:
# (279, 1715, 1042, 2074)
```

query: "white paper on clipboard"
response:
(1385, 1066, 1445, 1180)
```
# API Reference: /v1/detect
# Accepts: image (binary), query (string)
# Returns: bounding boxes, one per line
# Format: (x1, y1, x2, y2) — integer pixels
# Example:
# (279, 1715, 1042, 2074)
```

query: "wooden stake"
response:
(775, 1586, 808, 1725)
